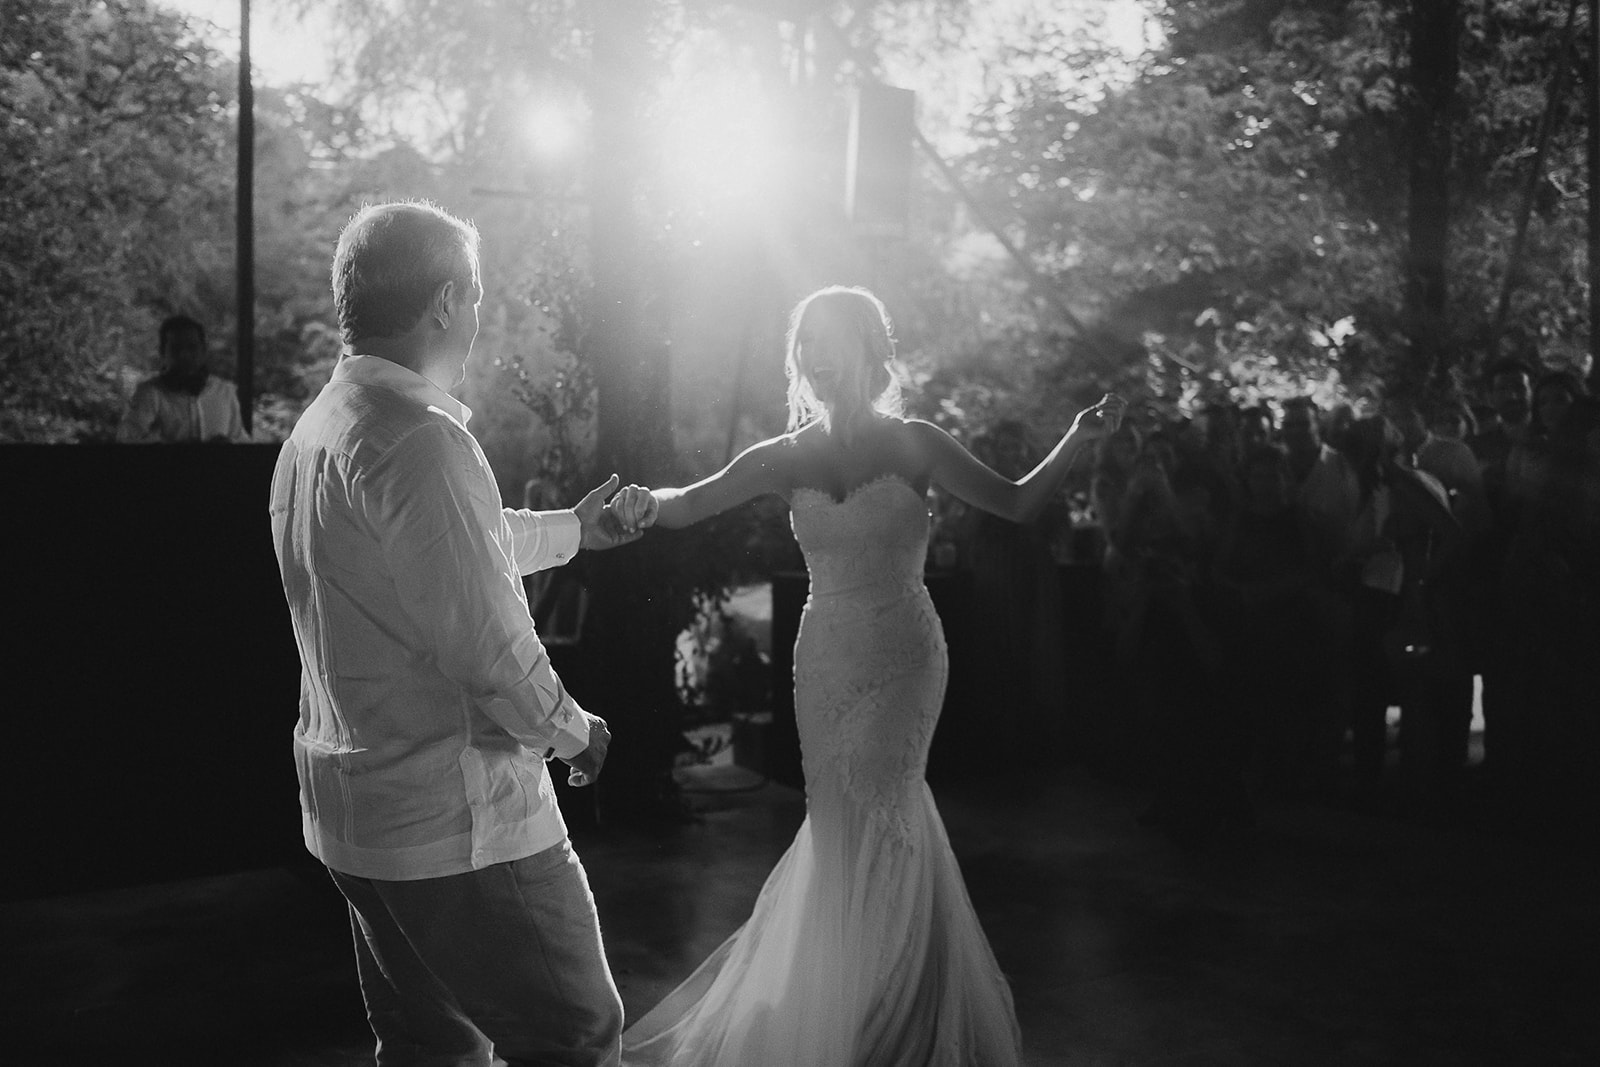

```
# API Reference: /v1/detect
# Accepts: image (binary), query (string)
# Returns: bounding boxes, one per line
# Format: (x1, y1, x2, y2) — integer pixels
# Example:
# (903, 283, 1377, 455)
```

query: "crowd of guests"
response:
(1078, 358, 1599, 836)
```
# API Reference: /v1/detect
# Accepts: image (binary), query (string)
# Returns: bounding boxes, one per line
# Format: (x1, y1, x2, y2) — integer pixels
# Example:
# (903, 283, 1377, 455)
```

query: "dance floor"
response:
(2, 761, 1595, 1066)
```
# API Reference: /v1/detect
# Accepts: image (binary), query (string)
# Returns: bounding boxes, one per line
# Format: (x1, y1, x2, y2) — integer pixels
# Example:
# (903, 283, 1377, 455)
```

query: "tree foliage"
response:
(961, 0, 1592, 407)
(1, 0, 233, 440)
(0, 0, 399, 441)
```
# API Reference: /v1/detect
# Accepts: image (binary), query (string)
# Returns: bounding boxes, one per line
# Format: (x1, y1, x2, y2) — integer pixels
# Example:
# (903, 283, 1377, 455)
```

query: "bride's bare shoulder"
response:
(894, 417, 959, 453)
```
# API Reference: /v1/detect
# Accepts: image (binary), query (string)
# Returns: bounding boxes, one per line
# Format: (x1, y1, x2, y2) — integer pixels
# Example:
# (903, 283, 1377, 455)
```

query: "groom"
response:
(270, 200, 639, 1066)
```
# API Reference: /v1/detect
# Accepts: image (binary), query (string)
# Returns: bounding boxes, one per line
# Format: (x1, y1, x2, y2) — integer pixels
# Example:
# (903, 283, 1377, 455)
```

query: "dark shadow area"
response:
(0, 445, 303, 900)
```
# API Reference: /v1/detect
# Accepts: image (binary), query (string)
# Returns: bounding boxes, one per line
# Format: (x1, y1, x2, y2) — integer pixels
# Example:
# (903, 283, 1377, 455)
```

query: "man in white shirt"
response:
(270, 201, 642, 1066)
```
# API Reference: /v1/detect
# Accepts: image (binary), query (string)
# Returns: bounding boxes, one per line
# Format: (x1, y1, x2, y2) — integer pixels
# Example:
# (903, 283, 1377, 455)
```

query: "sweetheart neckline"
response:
(790, 472, 923, 507)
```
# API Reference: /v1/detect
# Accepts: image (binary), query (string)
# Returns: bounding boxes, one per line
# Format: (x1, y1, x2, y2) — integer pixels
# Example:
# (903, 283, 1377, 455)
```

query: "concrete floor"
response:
(1, 759, 1595, 1066)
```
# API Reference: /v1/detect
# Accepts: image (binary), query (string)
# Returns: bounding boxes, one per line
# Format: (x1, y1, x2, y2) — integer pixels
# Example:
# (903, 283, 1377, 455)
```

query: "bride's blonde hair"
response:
(784, 286, 904, 436)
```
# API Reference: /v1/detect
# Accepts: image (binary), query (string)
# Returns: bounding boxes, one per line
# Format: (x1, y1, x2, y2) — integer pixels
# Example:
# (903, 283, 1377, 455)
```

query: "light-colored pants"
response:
(329, 839, 624, 1067)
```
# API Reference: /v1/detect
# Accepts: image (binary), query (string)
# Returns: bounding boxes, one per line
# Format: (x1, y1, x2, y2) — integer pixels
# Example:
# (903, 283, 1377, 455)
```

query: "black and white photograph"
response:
(2, 1, 1597, 1064)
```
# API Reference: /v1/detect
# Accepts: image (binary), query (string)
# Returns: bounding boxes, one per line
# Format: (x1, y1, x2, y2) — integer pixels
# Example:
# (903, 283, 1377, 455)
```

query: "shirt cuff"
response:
(549, 699, 592, 761)
(547, 510, 581, 565)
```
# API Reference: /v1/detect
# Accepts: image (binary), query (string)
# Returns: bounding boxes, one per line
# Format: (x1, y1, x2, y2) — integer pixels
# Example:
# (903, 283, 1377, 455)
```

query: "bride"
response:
(610, 286, 1123, 1066)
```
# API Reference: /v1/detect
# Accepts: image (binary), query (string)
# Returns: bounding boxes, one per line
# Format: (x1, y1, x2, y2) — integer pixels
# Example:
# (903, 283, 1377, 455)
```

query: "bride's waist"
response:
(805, 577, 927, 605)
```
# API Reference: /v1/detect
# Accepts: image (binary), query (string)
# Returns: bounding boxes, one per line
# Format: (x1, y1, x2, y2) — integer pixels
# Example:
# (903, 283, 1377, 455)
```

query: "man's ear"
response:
(431, 280, 455, 330)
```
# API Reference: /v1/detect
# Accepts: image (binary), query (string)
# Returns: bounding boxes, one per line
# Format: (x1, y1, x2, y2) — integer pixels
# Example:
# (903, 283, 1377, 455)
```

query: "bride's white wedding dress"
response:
(622, 475, 1023, 1066)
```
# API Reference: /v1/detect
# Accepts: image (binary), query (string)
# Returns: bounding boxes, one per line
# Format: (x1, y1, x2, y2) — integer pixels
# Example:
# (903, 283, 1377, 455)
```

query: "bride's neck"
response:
(827, 406, 876, 448)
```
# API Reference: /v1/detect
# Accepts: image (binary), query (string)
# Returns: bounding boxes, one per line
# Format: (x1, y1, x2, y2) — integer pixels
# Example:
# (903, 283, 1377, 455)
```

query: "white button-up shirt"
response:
(270, 354, 590, 881)
(117, 374, 249, 442)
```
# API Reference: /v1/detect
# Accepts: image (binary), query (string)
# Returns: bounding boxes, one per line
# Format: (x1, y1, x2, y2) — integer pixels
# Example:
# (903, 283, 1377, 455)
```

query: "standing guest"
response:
(1199, 396, 1245, 494)
(1337, 416, 1459, 798)
(959, 419, 1070, 769)
(1239, 403, 1275, 453)
(1426, 393, 1479, 442)
(1110, 448, 1237, 835)
(1384, 389, 1485, 801)
(1467, 356, 1536, 786)
(1325, 402, 1357, 453)
(1088, 422, 1144, 556)
(270, 200, 643, 1067)
(1213, 444, 1320, 797)
(1502, 397, 1600, 808)
(1505, 369, 1588, 508)
(1280, 396, 1362, 572)
(1387, 389, 1490, 538)
(117, 315, 248, 442)
(1470, 357, 1536, 506)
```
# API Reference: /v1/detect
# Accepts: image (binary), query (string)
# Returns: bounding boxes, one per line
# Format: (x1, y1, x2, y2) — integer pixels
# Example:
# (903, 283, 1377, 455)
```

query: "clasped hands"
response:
(573, 474, 660, 550)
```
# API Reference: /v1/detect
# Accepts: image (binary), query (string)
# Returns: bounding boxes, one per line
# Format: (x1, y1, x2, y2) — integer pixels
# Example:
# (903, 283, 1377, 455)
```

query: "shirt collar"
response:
(333, 353, 472, 427)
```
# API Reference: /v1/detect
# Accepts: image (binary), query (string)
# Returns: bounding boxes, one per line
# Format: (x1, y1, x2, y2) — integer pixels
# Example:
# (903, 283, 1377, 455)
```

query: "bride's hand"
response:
(606, 484, 659, 533)
(1070, 393, 1126, 440)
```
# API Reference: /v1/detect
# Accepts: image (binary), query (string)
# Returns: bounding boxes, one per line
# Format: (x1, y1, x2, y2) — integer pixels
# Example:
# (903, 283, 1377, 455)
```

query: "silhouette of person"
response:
(117, 315, 247, 442)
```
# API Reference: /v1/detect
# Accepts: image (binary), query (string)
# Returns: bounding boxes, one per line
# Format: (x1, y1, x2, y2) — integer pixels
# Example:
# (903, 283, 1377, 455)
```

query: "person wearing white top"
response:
(270, 200, 645, 1067)
(116, 315, 248, 442)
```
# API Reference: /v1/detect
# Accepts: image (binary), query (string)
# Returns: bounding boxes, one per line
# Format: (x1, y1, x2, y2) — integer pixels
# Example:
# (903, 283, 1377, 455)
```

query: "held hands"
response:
(1069, 393, 1127, 441)
(576, 474, 645, 551)
(563, 713, 611, 787)
(603, 483, 660, 535)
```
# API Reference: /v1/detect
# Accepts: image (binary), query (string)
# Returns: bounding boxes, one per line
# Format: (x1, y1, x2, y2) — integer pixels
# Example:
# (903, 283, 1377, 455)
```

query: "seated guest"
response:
(118, 315, 248, 443)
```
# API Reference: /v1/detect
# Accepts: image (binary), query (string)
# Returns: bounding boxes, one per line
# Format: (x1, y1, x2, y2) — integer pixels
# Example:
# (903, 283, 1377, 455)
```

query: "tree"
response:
(0, 0, 389, 441)
(959, 0, 1592, 406)
(1402, 0, 1461, 389)
(1, 0, 234, 440)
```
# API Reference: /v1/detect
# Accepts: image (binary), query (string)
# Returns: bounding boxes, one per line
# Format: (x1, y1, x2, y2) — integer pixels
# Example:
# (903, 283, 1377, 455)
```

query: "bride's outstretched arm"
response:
(612, 437, 793, 531)
(914, 394, 1124, 524)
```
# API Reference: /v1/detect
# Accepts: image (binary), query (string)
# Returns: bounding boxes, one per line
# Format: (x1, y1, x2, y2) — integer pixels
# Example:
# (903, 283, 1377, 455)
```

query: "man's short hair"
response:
(332, 201, 480, 346)
(159, 314, 206, 351)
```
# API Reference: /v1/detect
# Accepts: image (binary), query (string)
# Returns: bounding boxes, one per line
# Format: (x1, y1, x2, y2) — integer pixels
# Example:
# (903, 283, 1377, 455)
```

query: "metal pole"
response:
(1588, 0, 1600, 388)
(237, 0, 255, 435)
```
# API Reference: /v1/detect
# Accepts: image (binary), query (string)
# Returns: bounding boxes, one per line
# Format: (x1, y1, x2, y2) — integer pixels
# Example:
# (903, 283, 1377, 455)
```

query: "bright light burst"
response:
(524, 101, 580, 161)
(651, 67, 793, 216)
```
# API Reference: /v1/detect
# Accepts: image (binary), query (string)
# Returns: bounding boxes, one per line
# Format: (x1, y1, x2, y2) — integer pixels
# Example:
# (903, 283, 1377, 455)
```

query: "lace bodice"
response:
(789, 475, 946, 839)
(789, 474, 931, 599)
